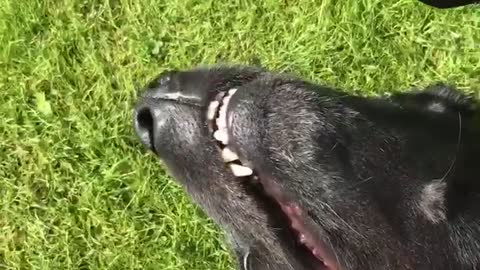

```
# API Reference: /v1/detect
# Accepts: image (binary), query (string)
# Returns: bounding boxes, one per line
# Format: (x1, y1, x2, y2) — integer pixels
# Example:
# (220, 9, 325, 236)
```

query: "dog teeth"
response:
(213, 130, 229, 145)
(216, 95, 231, 129)
(207, 100, 220, 120)
(222, 147, 239, 162)
(229, 88, 238, 95)
(299, 234, 306, 243)
(216, 108, 227, 129)
(229, 163, 253, 177)
(224, 93, 233, 103)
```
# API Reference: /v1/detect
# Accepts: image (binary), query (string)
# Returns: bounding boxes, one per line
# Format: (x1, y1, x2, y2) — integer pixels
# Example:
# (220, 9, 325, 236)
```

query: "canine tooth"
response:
(299, 234, 306, 243)
(222, 147, 239, 162)
(229, 88, 238, 95)
(207, 101, 220, 120)
(223, 93, 232, 103)
(213, 130, 229, 145)
(229, 164, 253, 177)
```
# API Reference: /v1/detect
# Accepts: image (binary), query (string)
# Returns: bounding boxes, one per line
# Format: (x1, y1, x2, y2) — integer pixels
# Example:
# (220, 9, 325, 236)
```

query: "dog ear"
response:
(389, 83, 478, 117)
(389, 83, 480, 222)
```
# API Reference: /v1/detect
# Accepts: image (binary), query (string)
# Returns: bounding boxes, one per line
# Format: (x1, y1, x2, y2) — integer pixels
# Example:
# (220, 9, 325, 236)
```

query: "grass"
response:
(0, 0, 478, 269)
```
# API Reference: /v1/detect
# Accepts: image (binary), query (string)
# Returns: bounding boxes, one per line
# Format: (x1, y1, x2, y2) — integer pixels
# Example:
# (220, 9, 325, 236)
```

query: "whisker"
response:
(438, 112, 462, 182)
(320, 201, 367, 241)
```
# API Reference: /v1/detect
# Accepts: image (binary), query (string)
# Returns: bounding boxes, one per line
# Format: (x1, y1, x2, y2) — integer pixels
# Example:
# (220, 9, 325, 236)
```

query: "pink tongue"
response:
(279, 203, 338, 270)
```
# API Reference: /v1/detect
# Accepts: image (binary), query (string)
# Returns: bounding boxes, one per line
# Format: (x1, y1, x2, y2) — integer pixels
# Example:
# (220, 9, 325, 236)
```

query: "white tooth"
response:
(300, 233, 305, 243)
(299, 234, 306, 243)
(217, 105, 227, 129)
(229, 88, 238, 95)
(207, 101, 220, 120)
(213, 130, 229, 145)
(222, 147, 239, 162)
(229, 164, 253, 177)
(216, 118, 222, 130)
(223, 94, 232, 104)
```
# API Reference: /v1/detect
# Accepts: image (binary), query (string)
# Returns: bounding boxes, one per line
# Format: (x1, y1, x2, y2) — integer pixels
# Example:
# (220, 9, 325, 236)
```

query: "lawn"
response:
(0, 0, 478, 269)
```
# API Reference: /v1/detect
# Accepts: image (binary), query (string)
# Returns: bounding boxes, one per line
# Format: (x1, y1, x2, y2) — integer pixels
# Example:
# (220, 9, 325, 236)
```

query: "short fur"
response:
(133, 66, 480, 270)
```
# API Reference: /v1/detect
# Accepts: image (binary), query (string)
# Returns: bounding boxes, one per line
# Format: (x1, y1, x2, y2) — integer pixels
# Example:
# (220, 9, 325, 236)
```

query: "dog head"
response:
(133, 65, 480, 270)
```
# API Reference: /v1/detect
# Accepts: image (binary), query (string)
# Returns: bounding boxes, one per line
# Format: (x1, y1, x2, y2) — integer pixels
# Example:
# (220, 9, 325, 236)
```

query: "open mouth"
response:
(206, 89, 340, 270)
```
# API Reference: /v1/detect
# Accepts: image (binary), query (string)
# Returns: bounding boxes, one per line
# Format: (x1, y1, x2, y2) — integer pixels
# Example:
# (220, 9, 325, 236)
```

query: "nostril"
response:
(137, 108, 154, 131)
(135, 107, 156, 152)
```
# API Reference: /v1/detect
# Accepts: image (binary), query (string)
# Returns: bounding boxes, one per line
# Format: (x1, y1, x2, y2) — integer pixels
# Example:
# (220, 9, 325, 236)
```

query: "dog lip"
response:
(257, 172, 340, 270)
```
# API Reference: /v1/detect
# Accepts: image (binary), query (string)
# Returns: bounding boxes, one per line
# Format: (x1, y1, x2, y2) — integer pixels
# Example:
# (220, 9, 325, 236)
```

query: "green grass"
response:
(0, 0, 478, 269)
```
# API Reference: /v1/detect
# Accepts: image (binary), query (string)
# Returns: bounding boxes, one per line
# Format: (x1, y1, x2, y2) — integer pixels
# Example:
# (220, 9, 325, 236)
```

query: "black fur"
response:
(418, 0, 478, 8)
(133, 66, 480, 270)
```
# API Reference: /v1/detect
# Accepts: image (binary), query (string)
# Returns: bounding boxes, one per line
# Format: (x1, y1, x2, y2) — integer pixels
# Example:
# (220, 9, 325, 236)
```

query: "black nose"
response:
(133, 70, 209, 152)
(133, 104, 156, 151)
(133, 71, 175, 152)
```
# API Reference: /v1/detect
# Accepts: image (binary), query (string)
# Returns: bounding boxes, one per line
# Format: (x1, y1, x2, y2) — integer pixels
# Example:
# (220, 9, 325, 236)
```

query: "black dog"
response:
(133, 66, 480, 270)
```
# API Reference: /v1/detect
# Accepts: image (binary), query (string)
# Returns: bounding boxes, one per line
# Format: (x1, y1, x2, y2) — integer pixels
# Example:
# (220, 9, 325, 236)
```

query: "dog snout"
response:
(133, 71, 176, 152)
